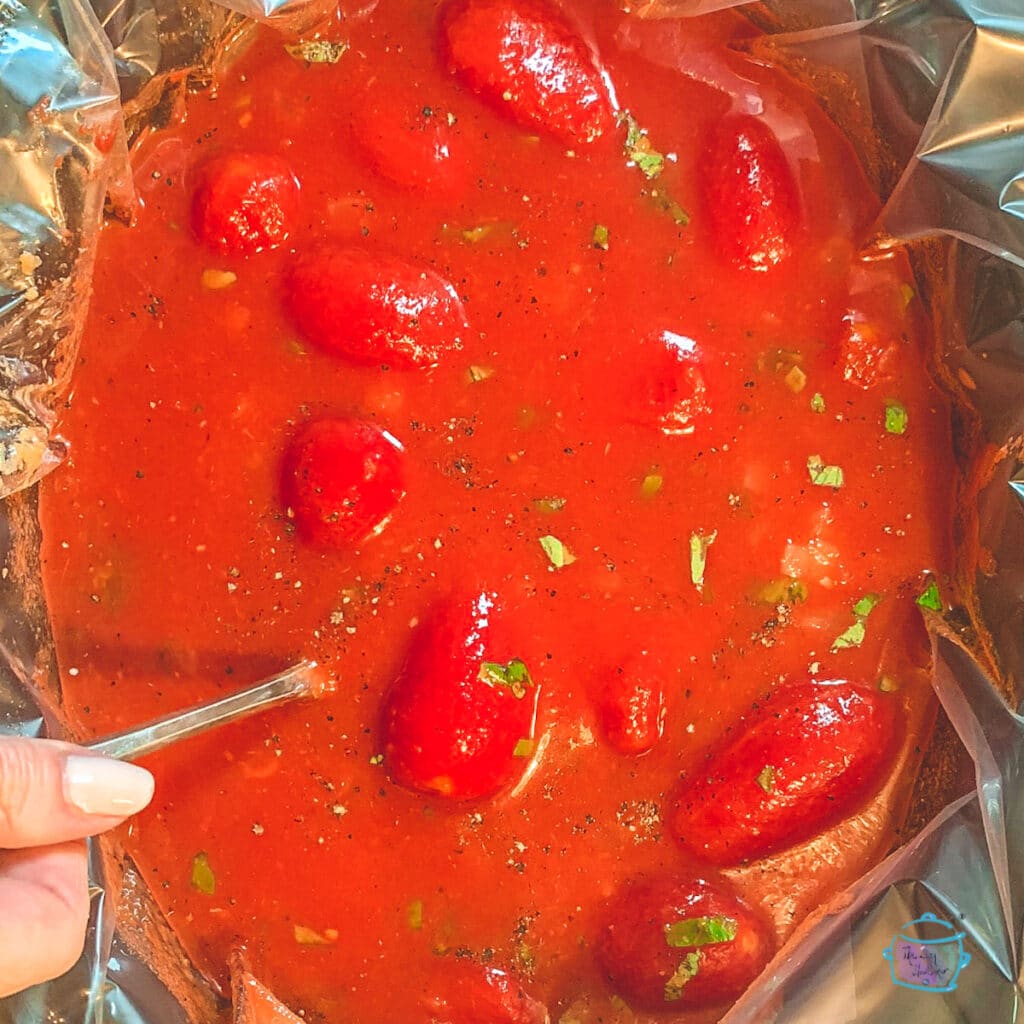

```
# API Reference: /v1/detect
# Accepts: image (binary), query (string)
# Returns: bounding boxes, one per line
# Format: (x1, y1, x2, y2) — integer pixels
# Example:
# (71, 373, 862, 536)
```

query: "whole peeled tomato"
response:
(702, 114, 799, 272)
(441, 0, 614, 145)
(671, 680, 900, 865)
(191, 151, 300, 256)
(285, 245, 470, 369)
(595, 873, 774, 1011)
(282, 418, 405, 548)
(381, 590, 540, 801)
(351, 86, 467, 194)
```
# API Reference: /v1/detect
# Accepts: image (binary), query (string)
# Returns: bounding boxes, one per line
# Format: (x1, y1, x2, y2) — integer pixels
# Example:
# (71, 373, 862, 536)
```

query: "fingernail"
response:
(63, 755, 155, 817)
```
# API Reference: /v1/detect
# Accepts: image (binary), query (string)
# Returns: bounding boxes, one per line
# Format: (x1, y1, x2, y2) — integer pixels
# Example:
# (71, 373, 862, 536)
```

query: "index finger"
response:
(0, 736, 154, 849)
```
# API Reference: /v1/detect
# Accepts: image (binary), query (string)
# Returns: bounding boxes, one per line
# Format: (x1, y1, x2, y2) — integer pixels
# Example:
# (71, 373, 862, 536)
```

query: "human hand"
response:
(0, 736, 154, 998)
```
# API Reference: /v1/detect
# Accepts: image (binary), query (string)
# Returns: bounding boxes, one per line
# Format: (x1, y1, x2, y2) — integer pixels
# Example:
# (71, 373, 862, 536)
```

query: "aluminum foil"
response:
(0, 0, 1022, 1022)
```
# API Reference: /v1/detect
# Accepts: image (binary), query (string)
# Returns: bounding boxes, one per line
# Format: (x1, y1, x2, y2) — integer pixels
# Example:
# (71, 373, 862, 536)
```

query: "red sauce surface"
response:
(40, 3, 955, 1021)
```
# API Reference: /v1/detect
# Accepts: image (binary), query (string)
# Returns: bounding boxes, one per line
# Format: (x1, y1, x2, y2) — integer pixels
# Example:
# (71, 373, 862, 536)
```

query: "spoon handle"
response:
(85, 660, 317, 761)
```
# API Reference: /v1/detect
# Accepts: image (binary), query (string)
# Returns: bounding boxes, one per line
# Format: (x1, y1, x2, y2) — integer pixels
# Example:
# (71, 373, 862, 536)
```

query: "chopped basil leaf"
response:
(467, 364, 495, 383)
(285, 40, 347, 64)
(755, 765, 776, 794)
(408, 900, 424, 930)
(651, 188, 690, 226)
(810, 392, 826, 413)
(190, 851, 215, 895)
(688, 530, 717, 592)
(664, 952, 701, 1001)
(539, 534, 576, 568)
(664, 916, 738, 948)
(592, 224, 610, 250)
(620, 112, 665, 179)
(807, 454, 845, 489)
(885, 399, 908, 435)
(832, 593, 880, 651)
(513, 737, 536, 758)
(916, 581, 943, 611)
(755, 577, 808, 605)
(878, 675, 900, 692)
(641, 473, 663, 498)
(479, 658, 534, 699)
(900, 283, 916, 308)
(832, 621, 866, 650)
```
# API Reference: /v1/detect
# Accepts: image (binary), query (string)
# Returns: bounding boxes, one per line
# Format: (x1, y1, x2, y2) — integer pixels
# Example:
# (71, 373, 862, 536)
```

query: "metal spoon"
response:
(85, 660, 320, 761)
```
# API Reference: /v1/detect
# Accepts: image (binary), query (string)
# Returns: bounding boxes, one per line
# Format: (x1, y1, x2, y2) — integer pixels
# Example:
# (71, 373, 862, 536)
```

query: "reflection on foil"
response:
(0, 1, 1022, 1023)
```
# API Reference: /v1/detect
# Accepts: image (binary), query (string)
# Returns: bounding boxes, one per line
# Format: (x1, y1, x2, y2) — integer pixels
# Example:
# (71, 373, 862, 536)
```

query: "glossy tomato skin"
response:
(286, 245, 470, 368)
(282, 418, 405, 548)
(702, 114, 798, 271)
(595, 874, 774, 1011)
(351, 86, 467, 194)
(426, 963, 548, 1024)
(596, 652, 666, 755)
(622, 330, 712, 436)
(191, 152, 300, 255)
(381, 591, 539, 801)
(441, 0, 614, 144)
(671, 681, 900, 865)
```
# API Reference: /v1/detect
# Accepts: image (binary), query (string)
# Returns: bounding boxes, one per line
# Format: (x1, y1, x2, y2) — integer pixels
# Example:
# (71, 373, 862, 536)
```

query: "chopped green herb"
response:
(513, 738, 536, 758)
(807, 454, 845, 489)
(755, 765, 776, 794)
(651, 189, 690, 226)
(755, 577, 808, 605)
(916, 580, 943, 611)
(831, 593, 881, 652)
(853, 593, 881, 618)
(641, 473, 663, 498)
(190, 851, 215, 895)
(664, 916, 738, 948)
(620, 112, 665, 179)
(478, 658, 534, 699)
(664, 952, 701, 1001)
(832, 621, 866, 650)
(533, 496, 566, 513)
(810, 392, 826, 413)
(688, 530, 717, 592)
(879, 675, 900, 693)
(369, 752, 384, 766)
(900, 283, 916, 308)
(407, 900, 424, 930)
(284, 39, 347, 64)
(885, 399, 908, 435)
(592, 224, 610, 250)
(539, 534, 576, 568)
(467, 364, 495, 383)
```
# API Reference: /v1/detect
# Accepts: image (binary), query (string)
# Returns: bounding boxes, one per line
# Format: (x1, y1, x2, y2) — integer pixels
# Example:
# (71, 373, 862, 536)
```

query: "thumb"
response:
(0, 736, 154, 849)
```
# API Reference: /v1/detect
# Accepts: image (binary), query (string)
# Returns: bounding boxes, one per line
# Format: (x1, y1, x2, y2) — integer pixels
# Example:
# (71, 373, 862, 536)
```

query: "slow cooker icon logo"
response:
(882, 913, 971, 992)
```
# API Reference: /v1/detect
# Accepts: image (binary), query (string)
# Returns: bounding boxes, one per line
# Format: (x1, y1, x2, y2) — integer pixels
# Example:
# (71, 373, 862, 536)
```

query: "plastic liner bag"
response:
(0, 0, 1022, 1022)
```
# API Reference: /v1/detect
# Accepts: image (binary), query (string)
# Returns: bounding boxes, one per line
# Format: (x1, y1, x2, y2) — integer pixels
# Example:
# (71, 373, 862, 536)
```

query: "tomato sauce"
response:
(39, 2, 956, 1020)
